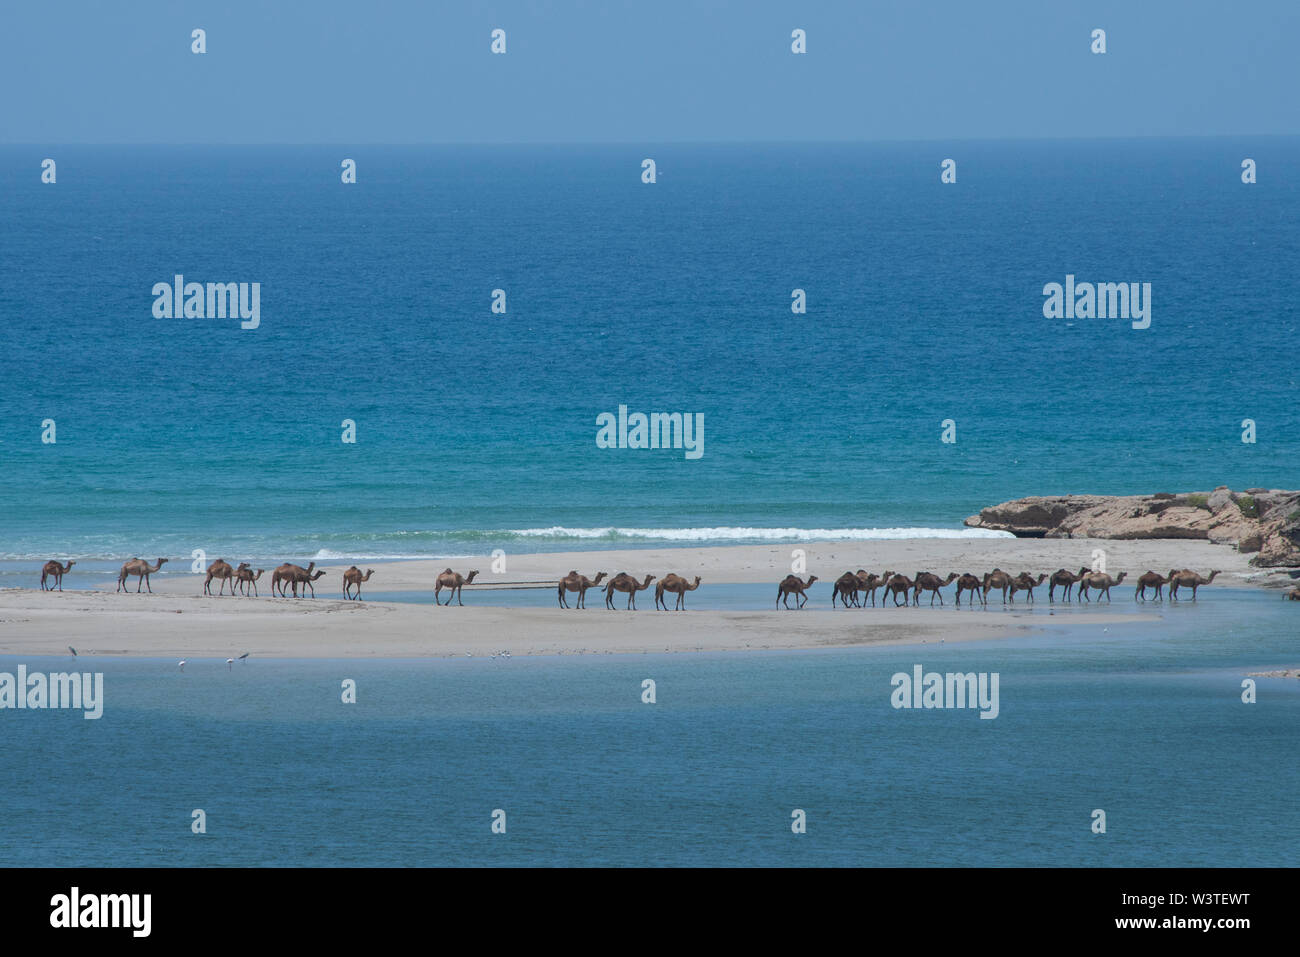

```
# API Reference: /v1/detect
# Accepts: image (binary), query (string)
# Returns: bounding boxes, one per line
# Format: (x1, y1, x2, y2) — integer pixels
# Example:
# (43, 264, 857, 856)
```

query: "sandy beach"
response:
(0, 537, 1278, 659)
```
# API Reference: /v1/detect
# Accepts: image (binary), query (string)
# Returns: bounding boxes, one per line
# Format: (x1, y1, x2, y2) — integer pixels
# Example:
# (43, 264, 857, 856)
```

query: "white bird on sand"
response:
(178, 660, 186, 671)
(226, 658, 234, 671)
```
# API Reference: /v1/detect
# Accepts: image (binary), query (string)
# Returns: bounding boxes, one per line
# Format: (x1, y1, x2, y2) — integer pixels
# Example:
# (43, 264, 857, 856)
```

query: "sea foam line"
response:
(503, 526, 1015, 542)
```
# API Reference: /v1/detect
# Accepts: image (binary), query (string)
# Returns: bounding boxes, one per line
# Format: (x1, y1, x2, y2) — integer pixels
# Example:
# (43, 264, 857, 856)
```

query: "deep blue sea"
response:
(1, 140, 1297, 569)
(2, 588, 1297, 867)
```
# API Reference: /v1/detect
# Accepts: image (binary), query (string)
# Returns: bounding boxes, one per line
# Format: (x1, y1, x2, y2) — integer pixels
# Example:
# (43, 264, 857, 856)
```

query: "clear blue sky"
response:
(2, 0, 1295, 143)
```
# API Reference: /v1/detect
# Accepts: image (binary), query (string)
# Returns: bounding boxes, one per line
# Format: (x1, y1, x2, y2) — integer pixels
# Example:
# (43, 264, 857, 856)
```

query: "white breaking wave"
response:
(504, 526, 1015, 542)
(310, 549, 479, 561)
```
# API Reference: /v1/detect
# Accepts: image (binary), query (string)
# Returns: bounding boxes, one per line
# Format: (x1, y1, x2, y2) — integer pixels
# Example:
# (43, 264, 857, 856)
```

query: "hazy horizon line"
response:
(4, 133, 1297, 148)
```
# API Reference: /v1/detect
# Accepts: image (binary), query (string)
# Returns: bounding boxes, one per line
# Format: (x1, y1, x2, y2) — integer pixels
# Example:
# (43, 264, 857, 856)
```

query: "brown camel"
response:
(1009, 572, 1048, 603)
(290, 567, 326, 598)
(881, 573, 915, 607)
(858, 571, 892, 608)
(1048, 567, 1089, 603)
(982, 569, 1015, 605)
(271, 562, 315, 597)
(1168, 569, 1220, 600)
(831, 570, 866, 608)
(605, 572, 656, 610)
(912, 572, 958, 606)
(655, 574, 701, 611)
(1078, 571, 1127, 602)
(203, 559, 236, 596)
(776, 574, 818, 609)
(343, 566, 375, 600)
(435, 568, 479, 606)
(40, 560, 75, 591)
(954, 573, 985, 607)
(557, 570, 607, 609)
(1134, 570, 1169, 601)
(117, 557, 168, 593)
(235, 566, 264, 597)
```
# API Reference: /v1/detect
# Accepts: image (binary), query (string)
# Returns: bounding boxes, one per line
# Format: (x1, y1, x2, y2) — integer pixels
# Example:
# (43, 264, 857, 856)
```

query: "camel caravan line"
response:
(33, 558, 1237, 608)
(817, 567, 1224, 608)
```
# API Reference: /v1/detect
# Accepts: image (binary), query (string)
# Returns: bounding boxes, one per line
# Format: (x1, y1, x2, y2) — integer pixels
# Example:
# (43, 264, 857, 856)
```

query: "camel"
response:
(881, 573, 915, 607)
(117, 557, 168, 593)
(271, 562, 314, 597)
(290, 567, 326, 598)
(954, 573, 985, 607)
(776, 574, 818, 609)
(604, 572, 656, 610)
(1168, 569, 1220, 600)
(270, 561, 315, 598)
(343, 566, 375, 600)
(203, 559, 236, 596)
(1134, 570, 1169, 601)
(912, 572, 958, 606)
(40, 560, 75, 591)
(831, 570, 866, 608)
(1048, 567, 1089, 602)
(982, 569, 1015, 605)
(1008, 572, 1048, 603)
(557, 570, 607, 609)
(858, 571, 892, 608)
(235, 566, 264, 596)
(435, 568, 479, 606)
(1077, 571, 1127, 602)
(655, 574, 701, 611)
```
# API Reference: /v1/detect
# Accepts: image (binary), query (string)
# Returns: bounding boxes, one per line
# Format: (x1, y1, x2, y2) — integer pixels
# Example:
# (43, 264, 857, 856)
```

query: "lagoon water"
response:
(2, 588, 1297, 867)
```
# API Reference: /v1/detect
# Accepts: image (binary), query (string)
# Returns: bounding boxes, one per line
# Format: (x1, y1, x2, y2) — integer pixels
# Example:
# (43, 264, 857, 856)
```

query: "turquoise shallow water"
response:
(1, 588, 1296, 867)
(1, 140, 1297, 563)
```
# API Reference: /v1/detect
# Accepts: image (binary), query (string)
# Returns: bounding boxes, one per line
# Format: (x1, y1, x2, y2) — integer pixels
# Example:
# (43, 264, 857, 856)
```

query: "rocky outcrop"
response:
(965, 486, 1300, 567)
